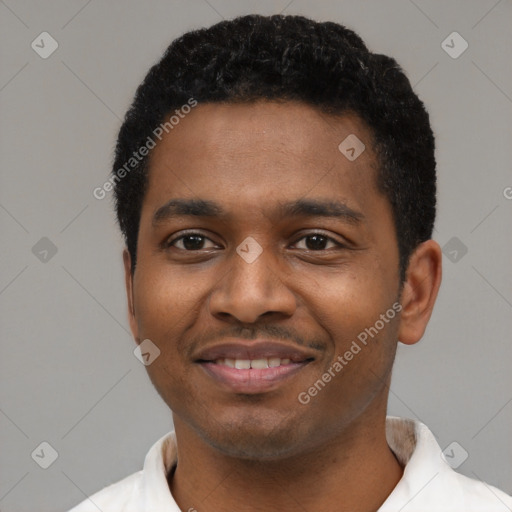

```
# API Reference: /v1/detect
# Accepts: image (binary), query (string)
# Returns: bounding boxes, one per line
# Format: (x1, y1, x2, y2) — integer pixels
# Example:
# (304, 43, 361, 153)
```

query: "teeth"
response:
(250, 358, 269, 369)
(215, 358, 293, 368)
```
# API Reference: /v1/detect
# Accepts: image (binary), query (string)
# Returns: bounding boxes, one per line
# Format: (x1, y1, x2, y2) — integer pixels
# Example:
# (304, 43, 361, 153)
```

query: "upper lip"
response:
(195, 340, 317, 363)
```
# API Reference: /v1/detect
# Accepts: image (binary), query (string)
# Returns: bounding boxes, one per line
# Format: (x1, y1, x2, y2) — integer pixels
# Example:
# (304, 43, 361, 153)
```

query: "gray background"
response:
(1, 1, 511, 511)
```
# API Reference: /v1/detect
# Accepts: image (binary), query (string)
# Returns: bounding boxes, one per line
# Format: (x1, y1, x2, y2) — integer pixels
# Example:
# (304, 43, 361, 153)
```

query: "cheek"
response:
(308, 265, 394, 338)
(305, 267, 400, 403)
(133, 264, 205, 333)
(310, 279, 399, 404)
(131, 267, 202, 402)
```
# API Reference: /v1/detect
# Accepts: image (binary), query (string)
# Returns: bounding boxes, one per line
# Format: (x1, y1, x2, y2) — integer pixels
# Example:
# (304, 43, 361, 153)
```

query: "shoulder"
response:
(67, 431, 177, 512)
(445, 470, 512, 511)
(383, 417, 512, 511)
(67, 470, 144, 512)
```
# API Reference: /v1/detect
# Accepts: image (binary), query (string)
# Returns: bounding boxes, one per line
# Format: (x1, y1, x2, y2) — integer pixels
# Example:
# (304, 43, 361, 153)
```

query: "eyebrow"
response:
(278, 198, 364, 224)
(152, 198, 364, 226)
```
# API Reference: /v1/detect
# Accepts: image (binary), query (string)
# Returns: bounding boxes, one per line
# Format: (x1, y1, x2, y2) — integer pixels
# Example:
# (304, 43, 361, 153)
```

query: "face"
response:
(125, 101, 404, 460)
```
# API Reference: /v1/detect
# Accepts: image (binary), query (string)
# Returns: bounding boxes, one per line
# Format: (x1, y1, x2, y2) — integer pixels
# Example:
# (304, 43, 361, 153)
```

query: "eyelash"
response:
(164, 231, 345, 251)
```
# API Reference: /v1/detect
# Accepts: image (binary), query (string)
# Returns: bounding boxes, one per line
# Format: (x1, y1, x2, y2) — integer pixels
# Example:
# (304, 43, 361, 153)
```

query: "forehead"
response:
(143, 101, 384, 222)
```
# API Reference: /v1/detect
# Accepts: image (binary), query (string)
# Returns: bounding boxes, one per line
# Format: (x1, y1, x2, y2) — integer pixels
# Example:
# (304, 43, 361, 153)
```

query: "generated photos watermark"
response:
(298, 301, 402, 405)
(93, 97, 198, 200)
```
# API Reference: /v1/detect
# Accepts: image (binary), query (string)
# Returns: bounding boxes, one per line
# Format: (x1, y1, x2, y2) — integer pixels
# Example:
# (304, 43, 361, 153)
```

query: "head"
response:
(114, 15, 442, 459)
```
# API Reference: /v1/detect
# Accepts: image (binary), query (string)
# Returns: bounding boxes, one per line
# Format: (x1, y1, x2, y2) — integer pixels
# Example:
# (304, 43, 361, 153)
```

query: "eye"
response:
(164, 231, 345, 252)
(292, 233, 343, 251)
(166, 232, 219, 251)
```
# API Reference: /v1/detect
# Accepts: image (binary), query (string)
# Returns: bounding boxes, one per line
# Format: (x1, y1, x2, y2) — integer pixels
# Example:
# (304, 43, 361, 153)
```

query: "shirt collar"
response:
(141, 430, 180, 511)
(379, 416, 446, 510)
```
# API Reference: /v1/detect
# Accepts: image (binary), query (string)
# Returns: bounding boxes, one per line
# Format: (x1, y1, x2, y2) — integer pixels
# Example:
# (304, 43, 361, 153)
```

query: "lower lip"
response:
(199, 361, 310, 394)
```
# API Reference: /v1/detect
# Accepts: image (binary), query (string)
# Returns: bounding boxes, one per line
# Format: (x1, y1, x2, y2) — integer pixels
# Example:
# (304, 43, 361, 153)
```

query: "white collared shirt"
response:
(68, 416, 512, 511)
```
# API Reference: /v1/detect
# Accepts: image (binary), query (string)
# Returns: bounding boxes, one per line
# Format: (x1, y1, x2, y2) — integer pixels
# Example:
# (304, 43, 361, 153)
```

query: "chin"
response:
(207, 431, 303, 461)
(196, 410, 311, 461)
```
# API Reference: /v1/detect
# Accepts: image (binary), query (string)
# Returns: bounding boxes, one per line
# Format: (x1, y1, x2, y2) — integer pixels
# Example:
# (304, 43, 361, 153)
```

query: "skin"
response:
(123, 100, 442, 512)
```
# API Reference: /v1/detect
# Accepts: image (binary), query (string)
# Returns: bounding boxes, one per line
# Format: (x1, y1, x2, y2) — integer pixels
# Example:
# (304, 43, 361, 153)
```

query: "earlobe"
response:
(397, 239, 442, 346)
(123, 249, 139, 342)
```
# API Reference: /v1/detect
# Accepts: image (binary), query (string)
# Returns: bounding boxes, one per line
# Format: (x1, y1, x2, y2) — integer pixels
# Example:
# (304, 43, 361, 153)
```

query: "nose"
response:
(208, 241, 297, 324)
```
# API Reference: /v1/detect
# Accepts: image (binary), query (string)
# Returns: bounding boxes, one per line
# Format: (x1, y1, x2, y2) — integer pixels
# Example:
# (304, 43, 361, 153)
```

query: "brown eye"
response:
(293, 234, 341, 251)
(167, 233, 217, 251)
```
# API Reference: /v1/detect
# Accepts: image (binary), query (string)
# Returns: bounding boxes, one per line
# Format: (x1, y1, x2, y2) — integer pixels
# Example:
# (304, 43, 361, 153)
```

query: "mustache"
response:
(184, 324, 325, 356)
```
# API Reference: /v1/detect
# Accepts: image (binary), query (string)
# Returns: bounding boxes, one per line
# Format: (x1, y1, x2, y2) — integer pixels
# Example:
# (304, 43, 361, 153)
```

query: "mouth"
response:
(212, 357, 295, 369)
(195, 341, 316, 394)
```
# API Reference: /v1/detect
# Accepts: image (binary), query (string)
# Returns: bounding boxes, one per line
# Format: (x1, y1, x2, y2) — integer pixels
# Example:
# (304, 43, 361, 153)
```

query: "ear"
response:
(123, 249, 140, 343)
(397, 239, 442, 345)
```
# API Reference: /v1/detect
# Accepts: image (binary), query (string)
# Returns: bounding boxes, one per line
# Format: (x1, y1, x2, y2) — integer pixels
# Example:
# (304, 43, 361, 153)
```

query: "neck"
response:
(169, 412, 403, 512)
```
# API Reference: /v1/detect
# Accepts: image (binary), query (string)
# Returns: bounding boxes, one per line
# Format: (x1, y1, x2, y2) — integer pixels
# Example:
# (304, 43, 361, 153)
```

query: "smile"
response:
(213, 357, 291, 369)
(198, 358, 313, 394)
(194, 339, 317, 394)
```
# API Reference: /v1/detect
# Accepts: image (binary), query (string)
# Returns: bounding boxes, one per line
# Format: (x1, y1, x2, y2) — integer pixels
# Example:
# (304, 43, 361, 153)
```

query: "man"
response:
(70, 14, 512, 512)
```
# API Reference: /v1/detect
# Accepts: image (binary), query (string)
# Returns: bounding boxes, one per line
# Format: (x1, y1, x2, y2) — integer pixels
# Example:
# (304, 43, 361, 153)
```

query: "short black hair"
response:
(112, 14, 436, 281)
